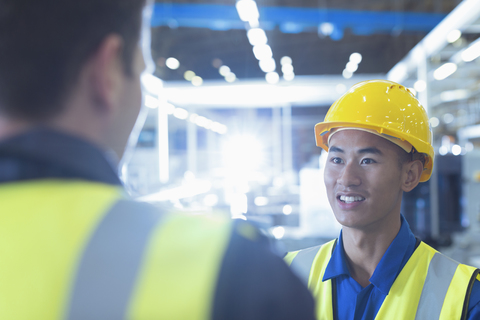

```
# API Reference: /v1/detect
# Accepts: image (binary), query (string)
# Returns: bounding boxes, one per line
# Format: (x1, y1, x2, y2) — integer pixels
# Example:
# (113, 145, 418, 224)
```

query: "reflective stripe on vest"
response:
(287, 240, 478, 320)
(414, 252, 459, 320)
(66, 200, 164, 320)
(290, 244, 322, 285)
(0, 179, 232, 319)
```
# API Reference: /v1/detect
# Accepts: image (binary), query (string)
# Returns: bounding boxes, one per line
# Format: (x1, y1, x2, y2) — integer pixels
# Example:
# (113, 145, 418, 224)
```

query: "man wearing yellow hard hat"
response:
(285, 79, 480, 319)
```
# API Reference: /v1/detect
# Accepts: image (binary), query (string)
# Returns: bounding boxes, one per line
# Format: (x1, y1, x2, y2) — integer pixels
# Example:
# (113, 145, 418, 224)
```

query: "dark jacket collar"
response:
(0, 127, 121, 185)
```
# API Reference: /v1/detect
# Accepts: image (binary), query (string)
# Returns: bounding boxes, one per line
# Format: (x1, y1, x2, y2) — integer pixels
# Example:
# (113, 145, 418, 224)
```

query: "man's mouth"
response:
(338, 195, 365, 204)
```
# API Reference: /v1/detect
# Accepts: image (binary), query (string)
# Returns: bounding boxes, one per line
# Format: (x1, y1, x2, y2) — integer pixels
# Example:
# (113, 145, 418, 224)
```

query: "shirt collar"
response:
(323, 215, 417, 295)
(0, 127, 122, 185)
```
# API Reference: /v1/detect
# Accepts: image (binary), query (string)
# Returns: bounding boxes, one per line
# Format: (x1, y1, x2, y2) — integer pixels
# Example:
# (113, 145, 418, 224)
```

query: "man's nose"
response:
(337, 162, 362, 187)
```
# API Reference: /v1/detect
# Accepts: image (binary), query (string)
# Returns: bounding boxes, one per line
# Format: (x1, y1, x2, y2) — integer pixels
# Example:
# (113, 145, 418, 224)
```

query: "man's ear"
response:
(87, 35, 124, 113)
(402, 160, 424, 192)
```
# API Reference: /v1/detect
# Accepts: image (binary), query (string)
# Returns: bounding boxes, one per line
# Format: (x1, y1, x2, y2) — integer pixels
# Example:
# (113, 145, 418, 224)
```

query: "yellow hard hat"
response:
(315, 79, 434, 182)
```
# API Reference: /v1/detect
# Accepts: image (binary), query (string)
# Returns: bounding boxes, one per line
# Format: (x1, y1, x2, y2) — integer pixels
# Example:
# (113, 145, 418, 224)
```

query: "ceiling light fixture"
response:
(165, 57, 180, 70)
(247, 28, 268, 46)
(342, 69, 353, 79)
(253, 44, 273, 60)
(280, 56, 292, 65)
(259, 58, 276, 73)
(219, 65, 231, 77)
(461, 40, 480, 62)
(433, 62, 457, 80)
(184, 70, 195, 81)
(236, 0, 259, 23)
(265, 72, 279, 84)
(191, 76, 203, 86)
(349, 52, 362, 64)
(447, 29, 462, 44)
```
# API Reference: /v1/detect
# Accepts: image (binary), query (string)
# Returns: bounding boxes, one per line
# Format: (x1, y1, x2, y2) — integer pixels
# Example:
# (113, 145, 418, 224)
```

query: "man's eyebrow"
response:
(329, 146, 343, 153)
(358, 147, 383, 155)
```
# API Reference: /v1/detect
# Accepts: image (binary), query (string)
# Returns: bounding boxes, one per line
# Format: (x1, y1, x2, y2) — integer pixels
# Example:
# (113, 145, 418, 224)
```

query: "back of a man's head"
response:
(0, 0, 146, 122)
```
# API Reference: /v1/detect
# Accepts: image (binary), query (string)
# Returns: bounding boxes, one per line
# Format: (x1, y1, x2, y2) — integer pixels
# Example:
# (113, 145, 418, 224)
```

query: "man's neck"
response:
(341, 215, 402, 288)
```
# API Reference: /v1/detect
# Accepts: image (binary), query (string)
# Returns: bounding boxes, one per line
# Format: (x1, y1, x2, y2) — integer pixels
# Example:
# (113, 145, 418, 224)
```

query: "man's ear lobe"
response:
(402, 160, 423, 192)
(87, 35, 124, 113)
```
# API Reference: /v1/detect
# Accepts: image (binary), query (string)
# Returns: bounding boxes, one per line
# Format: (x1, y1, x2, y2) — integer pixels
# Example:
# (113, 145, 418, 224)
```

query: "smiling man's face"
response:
(324, 129, 406, 232)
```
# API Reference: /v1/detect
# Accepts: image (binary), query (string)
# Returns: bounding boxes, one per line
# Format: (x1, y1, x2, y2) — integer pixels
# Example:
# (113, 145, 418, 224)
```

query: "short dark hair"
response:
(397, 147, 426, 169)
(0, 0, 146, 121)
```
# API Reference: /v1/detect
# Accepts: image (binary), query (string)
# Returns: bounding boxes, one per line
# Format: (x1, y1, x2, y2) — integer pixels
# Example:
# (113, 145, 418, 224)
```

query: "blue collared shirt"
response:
(323, 215, 480, 320)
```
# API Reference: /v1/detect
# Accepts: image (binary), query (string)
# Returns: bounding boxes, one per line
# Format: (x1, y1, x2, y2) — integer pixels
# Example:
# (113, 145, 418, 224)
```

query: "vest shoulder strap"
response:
(66, 199, 165, 320)
(289, 239, 337, 285)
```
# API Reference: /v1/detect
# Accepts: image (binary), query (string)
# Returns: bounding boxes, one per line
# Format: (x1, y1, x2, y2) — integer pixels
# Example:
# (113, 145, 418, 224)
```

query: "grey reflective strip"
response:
(290, 245, 322, 285)
(415, 252, 459, 320)
(66, 200, 164, 320)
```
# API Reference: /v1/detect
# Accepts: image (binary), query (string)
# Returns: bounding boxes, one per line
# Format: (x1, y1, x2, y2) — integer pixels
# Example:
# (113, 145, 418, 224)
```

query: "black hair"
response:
(0, 0, 146, 121)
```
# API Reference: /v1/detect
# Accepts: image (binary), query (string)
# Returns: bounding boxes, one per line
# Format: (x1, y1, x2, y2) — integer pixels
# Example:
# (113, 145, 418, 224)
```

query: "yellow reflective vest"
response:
(0, 179, 232, 320)
(285, 239, 480, 320)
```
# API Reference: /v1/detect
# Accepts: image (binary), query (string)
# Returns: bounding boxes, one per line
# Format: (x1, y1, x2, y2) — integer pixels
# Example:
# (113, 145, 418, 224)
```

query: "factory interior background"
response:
(122, 0, 480, 263)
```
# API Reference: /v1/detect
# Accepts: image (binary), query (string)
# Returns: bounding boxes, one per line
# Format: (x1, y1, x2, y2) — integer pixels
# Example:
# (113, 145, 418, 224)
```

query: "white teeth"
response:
(340, 195, 365, 204)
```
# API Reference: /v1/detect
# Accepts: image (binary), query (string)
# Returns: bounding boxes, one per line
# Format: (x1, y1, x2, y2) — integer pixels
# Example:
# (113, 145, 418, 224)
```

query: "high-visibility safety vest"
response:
(0, 179, 233, 320)
(285, 239, 480, 320)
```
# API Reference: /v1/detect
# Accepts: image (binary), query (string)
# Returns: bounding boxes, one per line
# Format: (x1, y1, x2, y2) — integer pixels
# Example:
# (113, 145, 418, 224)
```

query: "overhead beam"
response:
(152, 3, 446, 38)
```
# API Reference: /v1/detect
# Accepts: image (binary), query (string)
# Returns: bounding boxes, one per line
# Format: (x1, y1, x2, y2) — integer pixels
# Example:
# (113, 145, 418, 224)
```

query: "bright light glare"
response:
(219, 65, 231, 76)
(254, 196, 269, 206)
(265, 72, 279, 84)
(184, 170, 195, 181)
(433, 63, 457, 80)
(191, 76, 203, 86)
(272, 226, 285, 239)
(319, 22, 334, 36)
(280, 56, 292, 65)
(408, 88, 417, 97)
(189, 113, 198, 123)
(236, 0, 259, 22)
(452, 144, 462, 156)
(349, 52, 362, 64)
(223, 135, 264, 171)
(141, 73, 162, 94)
(165, 57, 180, 70)
(247, 28, 268, 46)
(342, 69, 352, 79)
(443, 113, 454, 124)
(283, 205, 292, 215)
(429, 117, 440, 128)
(195, 116, 209, 127)
(144, 95, 159, 109)
(336, 83, 346, 94)
(447, 29, 462, 43)
(212, 122, 228, 134)
(439, 146, 448, 156)
(259, 58, 276, 73)
(414, 80, 427, 92)
(184, 70, 196, 81)
(160, 102, 175, 114)
(204, 194, 219, 207)
(462, 41, 480, 62)
(230, 193, 248, 215)
(225, 72, 237, 83)
(249, 19, 259, 28)
(346, 61, 358, 73)
(283, 73, 295, 81)
(440, 89, 469, 102)
(173, 107, 189, 120)
(282, 64, 294, 75)
(253, 44, 273, 60)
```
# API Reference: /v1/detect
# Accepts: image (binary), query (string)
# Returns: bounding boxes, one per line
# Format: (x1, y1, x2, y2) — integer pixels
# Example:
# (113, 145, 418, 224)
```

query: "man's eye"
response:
(331, 157, 343, 164)
(361, 158, 376, 164)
